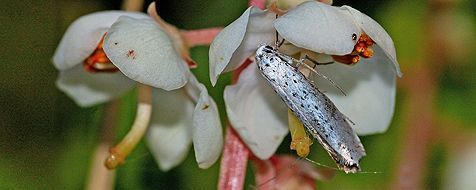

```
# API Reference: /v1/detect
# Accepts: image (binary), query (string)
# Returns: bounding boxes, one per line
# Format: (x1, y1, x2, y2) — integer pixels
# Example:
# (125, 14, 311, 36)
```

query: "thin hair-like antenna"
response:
(294, 58, 347, 96)
(304, 158, 382, 174)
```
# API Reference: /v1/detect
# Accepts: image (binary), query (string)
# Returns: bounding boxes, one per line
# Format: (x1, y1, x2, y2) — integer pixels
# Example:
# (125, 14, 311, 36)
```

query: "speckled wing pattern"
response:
(255, 45, 366, 173)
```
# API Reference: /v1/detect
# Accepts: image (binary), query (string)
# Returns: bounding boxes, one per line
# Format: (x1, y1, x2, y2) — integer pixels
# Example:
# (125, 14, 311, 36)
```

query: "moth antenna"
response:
(301, 63, 347, 96)
(304, 158, 382, 174)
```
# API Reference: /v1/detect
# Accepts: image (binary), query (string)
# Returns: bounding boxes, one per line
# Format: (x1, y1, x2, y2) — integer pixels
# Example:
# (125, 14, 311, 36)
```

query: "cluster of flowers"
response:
(53, 0, 400, 188)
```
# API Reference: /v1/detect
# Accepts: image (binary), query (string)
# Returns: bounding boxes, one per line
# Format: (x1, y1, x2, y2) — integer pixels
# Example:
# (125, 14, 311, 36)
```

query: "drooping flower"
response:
(102, 5, 223, 170)
(52, 11, 148, 106)
(209, 1, 400, 160)
(52, 4, 223, 171)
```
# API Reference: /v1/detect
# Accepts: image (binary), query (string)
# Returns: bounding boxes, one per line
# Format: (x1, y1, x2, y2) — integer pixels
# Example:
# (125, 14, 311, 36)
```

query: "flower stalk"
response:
(121, 0, 144, 11)
(86, 102, 118, 190)
(105, 84, 153, 169)
(218, 125, 250, 190)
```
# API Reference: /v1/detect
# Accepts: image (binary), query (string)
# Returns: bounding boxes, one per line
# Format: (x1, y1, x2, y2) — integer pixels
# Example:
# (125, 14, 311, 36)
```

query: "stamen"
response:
(105, 84, 152, 169)
(331, 54, 360, 65)
(288, 110, 313, 158)
(354, 42, 367, 53)
(361, 47, 374, 58)
(83, 34, 119, 73)
(332, 33, 375, 65)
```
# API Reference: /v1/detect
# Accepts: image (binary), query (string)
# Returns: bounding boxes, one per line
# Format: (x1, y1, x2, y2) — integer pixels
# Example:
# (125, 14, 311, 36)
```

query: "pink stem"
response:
(181, 27, 222, 47)
(249, 0, 267, 9)
(218, 125, 250, 190)
(391, 67, 436, 190)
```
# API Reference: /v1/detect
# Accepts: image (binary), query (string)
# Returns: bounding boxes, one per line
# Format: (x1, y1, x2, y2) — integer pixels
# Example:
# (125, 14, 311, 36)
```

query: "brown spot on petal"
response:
(202, 104, 209, 110)
(126, 49, 136, 60)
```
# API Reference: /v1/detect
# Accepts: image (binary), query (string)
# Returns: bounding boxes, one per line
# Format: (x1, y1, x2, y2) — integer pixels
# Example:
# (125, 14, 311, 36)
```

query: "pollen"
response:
(332, 33, 375, 65)
(83, 33, 118, 73)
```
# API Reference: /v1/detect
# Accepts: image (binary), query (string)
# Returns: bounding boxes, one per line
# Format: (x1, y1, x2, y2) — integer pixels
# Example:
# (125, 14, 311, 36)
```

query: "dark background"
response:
(1, 0, 475, 189)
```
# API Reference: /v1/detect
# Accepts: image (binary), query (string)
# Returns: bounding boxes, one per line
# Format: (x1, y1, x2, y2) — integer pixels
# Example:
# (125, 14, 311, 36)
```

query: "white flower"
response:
(52, 11, 148, 107)
(103, 15, 223, 170)
(53, 10, 222, 171)
(209, 2, 400, 159)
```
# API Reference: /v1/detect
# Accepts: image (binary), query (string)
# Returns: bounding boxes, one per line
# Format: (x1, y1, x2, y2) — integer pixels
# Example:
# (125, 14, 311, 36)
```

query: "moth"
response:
(255, 45, 366, 173)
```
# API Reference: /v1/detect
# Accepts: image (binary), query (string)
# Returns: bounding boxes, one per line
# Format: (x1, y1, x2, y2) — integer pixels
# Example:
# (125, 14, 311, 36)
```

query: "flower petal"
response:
(224, 63, 288, 159)
(310, 47, 396, 135)
(56, 64, 135, 107)
(342, 5, 402, 77)
(209, 7, 275, 86)
(103, 16, 189, 90)
(146, 88, 194, 171)
(185, 75, 223, 169)
(275, 1, 360, 55)
(52, 11, 148, 71)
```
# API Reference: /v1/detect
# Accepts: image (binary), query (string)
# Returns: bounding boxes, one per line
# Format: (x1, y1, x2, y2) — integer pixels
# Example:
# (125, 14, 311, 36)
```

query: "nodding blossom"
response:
(209, 1, 401, 159)
(52, 11, 148, 107)
(52, 5, 223, 171)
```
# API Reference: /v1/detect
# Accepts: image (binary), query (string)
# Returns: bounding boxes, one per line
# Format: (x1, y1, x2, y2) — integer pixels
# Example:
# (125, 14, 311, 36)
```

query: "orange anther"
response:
(361, 47, 374, 58)
(331, 54, 360, 65)
(83, 33, 118, 73)
(354, 42, 367, 53)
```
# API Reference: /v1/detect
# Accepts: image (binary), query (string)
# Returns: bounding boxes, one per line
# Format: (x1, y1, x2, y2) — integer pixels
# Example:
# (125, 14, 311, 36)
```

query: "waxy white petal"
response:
(56, 64, 135, 107)
(209, 7, 275, 86)
(104, 16, 189, 90)
(224, 63, 288, 159)
(343, 6, 402, 77)
(53, 11, 148, 70)
(311, 47, 396, 135)
(185, 76, 223, 169)
(146, 88, 194, 171)
(275, 1, 361, 56)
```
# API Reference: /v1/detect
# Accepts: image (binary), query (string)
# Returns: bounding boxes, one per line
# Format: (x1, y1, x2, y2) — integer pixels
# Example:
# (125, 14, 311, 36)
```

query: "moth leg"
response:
(304, 55, 334, 66)
(299, 60, 347, 96)
(275, 31, 285, 48)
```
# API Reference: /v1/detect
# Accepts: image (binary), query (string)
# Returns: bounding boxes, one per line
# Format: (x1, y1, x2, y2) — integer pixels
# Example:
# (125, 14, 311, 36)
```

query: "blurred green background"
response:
(1, 0, 475, 189)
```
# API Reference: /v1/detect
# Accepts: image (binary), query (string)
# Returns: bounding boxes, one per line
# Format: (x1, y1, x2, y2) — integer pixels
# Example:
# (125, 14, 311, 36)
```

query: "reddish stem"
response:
(391, 0, 454, 189)
(218, 125, 250, 190)
(181, 27, 222, 47)
(248, 0, 267, 9)
(391, 67, 437, 190)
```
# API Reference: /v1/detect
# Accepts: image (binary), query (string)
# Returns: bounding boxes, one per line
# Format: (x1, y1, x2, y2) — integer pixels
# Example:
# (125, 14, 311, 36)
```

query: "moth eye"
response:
(352, 33, 357, 41)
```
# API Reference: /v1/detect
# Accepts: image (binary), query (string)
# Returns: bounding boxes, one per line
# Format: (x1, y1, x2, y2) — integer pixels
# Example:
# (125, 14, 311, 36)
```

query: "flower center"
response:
(83, 34, 118, 73)
(332, 33, 375, 65)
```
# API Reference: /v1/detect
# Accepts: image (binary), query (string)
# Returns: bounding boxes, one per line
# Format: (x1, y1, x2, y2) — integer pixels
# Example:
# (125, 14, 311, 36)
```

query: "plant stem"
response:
(105, 84, 152, 169)
(218, 125, 250, 190)
(85, 101, 118, 190)
(121, 0, 144, 11)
